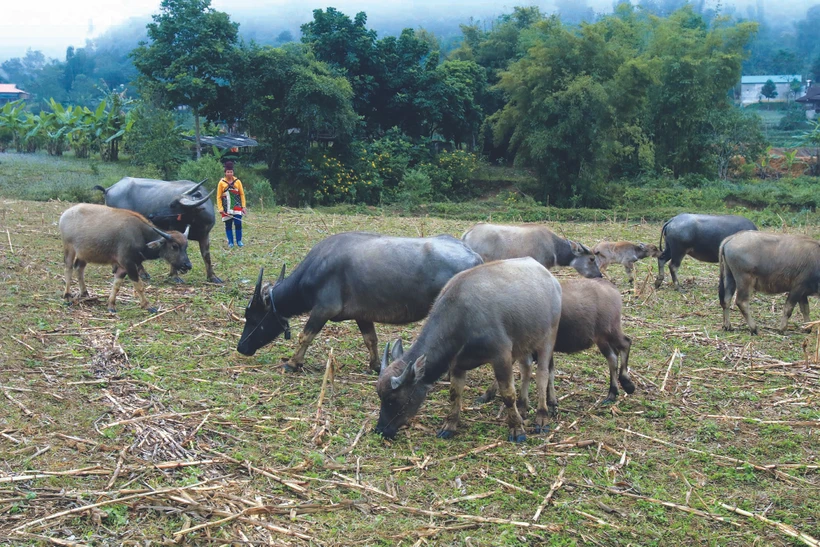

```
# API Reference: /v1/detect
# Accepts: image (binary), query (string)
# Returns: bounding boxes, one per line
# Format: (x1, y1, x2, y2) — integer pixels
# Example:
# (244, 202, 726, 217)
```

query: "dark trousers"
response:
(224, 215, 242, 244)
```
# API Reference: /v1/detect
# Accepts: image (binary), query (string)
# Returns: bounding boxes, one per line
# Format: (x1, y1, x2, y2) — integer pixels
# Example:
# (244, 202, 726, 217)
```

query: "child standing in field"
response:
(217, 161, 246, 248)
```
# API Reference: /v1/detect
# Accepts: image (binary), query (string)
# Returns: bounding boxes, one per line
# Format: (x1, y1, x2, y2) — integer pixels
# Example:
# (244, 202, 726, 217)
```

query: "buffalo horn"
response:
(182, 179, 207, 195)
(380, 342, 391, 375)
(183, 225, 190, 238)
(277, 264, 286, 284)
(150, 225, 173, 241)
(390, 360, 414, 390)
(253, 268, 264, 301)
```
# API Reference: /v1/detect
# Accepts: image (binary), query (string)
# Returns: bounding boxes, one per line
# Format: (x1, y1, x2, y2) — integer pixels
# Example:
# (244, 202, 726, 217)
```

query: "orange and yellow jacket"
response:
(217, 177, 246, 218)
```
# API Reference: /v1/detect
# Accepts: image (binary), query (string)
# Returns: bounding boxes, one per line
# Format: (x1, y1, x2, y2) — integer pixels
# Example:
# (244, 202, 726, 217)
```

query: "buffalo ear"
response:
(391, 339, 404, 361)
(146, 239, 164, 250)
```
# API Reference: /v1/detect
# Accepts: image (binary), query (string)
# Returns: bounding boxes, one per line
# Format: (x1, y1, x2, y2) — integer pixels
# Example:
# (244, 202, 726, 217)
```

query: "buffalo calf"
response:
(593, 241, 660, 284)
(720, 230, 820, 334)
(59, 204, 192, 313)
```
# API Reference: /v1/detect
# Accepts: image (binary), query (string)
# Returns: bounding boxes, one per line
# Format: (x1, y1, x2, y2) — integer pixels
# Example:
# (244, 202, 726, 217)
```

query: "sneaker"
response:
(237, 241, 244, 247)
(228, 242, 234, 248)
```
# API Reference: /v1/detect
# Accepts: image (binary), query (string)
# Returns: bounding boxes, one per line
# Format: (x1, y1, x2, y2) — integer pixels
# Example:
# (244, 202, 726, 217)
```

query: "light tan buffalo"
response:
(60, 204, 191, 313)
(719, 230, 820, 334)
(462, 223, 602, 278)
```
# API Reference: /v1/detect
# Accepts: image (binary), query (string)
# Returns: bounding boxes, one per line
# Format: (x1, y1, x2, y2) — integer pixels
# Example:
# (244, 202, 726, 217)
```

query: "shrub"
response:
(396, 169, 432, 209)
(178, 156, 225, 186)
(124, 103, 188, 179)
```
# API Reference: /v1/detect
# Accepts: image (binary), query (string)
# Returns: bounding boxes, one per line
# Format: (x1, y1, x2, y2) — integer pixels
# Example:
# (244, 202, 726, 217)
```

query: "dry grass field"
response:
(1, 199, 818, 546)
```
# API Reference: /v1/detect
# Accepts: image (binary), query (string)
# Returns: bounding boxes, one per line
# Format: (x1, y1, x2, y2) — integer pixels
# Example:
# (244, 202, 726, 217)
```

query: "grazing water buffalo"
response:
(462, 223, 602, 278)
(94, 177, 221, 283)
(59, 204, 192, 313)
(593, 241, 661, 284)
(720, 231, 820, 334)
(375, 258, 562, 442)
(236, 232, 483, 372)
(478, 278, 635, 407)
(655, 213, 757, 289)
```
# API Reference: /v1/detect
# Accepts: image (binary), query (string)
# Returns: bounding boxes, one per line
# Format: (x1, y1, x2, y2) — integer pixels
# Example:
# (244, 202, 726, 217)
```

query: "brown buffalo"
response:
(60, 204, 192, 313)
(593, 241, 661, 284)
(720, 230, 820, 334)
(479, 277, 635, 406)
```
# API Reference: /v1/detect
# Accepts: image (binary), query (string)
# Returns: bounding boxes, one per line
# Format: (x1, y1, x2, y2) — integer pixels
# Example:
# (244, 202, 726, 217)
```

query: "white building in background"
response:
(739, 75, 804, 106)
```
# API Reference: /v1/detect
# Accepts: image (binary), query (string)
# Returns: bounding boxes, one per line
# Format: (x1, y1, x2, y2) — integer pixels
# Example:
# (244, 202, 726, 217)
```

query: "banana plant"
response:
(0, 100, 28, 152)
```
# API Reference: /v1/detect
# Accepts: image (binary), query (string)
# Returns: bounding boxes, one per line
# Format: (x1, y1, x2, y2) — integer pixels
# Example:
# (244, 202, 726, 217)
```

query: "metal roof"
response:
(0, 84, 26, 94)
(183, 134, 258, 148)
(796, 86, 820, 103)
(740, 75, 802, 84)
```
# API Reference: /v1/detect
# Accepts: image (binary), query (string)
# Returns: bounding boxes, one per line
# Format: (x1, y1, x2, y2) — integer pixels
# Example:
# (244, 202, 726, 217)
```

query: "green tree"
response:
(124, 101, 187, 179)
(761, 79, 778, 102)
(131, 0, 238, 159)
(707, 106, 766, 180)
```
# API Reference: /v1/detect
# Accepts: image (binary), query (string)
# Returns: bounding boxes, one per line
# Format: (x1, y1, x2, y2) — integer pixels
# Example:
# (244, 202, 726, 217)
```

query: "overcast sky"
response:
(0, 0, 812, 62)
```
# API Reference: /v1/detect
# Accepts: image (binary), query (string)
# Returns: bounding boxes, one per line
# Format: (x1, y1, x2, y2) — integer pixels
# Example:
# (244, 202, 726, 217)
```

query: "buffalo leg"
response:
(533, 338, 558, 434)
(599, 343, 621, 403)
(108, 268, 128, 312)
(288, 313, 328, 371)
(654, 256, 667, 288)
(624, 261, 635, 285)
(75, 261, 89, 297)
(516, 355, 533, 415)
(618, 335, 635, 394)
(475, 380, 497, 405)
(493, 354, 526, 443)
(799, 296, 810, 323)
(200, 235, 222, 283)
(63, 248, 76, 299)
(780, 292, 806, 332)
(720, 263, 737, 331)
(128, 264, 156, 313)
(668, 255, 683, 288)
(734, 279, 757, 334)
(356, 320, 381, 373)
(137, 264, 151, 281)
(438, 368, 467, 439)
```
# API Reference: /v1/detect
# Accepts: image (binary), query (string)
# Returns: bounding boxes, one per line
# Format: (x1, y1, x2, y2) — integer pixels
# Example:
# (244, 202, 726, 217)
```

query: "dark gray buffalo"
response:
(94, 177, 221, 283)
(60, 203, 192, 313)
(236, 232, 483, 372)
(655, 213, 757, 289)
(478, 277, 635, 407)
(720, 231, 820, 334)
(375, 258, 562, 442)
(462, 223, 602, 278)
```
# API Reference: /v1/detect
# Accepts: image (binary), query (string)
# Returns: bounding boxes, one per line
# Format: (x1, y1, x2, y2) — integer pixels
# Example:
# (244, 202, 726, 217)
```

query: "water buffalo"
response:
(720, 230, 820, 334)
(375, 258, 562, 442)
(593, 241, 661, 285)
(94, 177, 221, 283)
(655, 213, 757, 289)
(59, 204, 192, 313)
(236, 232, 483, 372)
(478, 277, 635, 407)
(462, 223, 602, 278)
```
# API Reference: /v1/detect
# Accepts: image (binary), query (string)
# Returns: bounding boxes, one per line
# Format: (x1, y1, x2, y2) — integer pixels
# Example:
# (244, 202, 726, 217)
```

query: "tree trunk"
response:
(194, 107, 202, 160)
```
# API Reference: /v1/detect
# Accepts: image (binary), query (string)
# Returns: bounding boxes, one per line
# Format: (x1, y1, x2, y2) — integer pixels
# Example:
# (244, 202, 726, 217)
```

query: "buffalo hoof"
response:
(437, 429, 456, 439)
(532, 424, 551, 434)
(749, 328, 758, 336)
(283, 362, 303, 373)
(80, 291, 89, 298)
(140, 272, 151, 281)
(602, 396, 617, 405)
(474, 394, 493, 405)
(146, 307, 158, 314)
(722, 325, 733, 332)
(209, 276, 224, 284)
(107, 307, 117, 313)
(508, 433, 527, 443)
(620, 377, 636, 394)
(169, 276, 185, 284)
